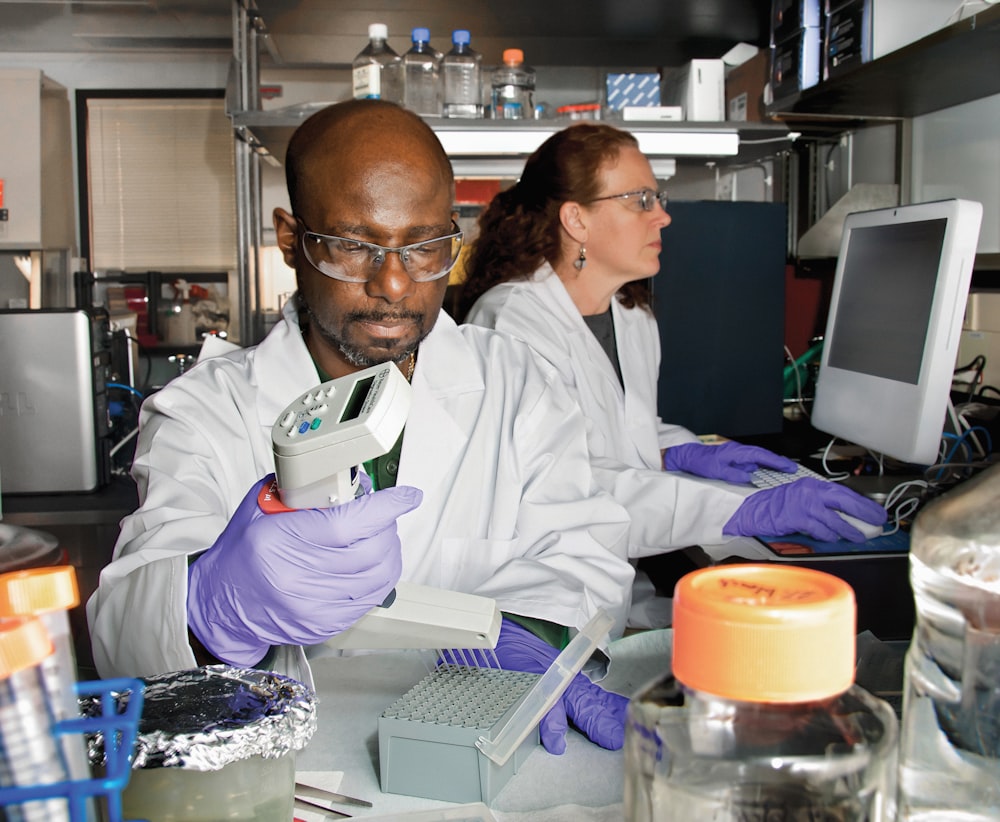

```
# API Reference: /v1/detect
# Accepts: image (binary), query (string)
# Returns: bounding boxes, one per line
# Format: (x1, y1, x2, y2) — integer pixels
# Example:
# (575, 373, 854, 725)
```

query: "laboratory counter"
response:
(293, 628, 907, 821)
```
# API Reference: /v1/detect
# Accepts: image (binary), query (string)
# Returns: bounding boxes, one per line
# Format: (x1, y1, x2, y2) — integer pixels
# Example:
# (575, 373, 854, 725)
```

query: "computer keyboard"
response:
(749, 463, 888, 541)
(750, 463, 828, 490)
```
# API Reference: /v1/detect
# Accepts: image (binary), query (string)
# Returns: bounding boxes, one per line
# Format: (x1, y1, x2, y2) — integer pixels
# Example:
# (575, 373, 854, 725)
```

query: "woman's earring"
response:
(574, 246, 587, 270)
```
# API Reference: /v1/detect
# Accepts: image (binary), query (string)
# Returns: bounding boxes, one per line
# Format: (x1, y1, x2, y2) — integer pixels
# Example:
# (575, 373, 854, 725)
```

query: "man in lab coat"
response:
(87, 100, 634, 755)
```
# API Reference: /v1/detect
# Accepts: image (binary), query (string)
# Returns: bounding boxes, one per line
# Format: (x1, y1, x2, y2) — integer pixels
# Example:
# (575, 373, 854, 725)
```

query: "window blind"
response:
(87, 97, 235, 271)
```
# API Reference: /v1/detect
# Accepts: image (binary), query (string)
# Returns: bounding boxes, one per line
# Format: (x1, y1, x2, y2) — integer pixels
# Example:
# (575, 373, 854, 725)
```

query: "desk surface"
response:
(297, 632, 673, 821)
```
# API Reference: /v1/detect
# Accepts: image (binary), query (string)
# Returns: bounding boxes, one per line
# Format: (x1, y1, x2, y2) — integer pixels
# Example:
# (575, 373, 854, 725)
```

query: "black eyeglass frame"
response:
(295, 217, 464, 283)
(585, 188, 669, 212)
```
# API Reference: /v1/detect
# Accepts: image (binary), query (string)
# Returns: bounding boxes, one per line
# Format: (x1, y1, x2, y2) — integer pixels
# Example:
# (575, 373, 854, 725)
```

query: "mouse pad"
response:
(756, 528, 910, 559)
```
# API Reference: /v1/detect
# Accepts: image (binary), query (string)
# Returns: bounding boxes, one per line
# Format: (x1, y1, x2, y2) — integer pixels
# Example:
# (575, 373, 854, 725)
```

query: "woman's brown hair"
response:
(456, 122, 653, 320)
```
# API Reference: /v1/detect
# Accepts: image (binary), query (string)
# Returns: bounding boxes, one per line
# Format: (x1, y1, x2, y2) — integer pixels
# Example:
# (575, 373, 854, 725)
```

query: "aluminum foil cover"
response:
(92, 665, 316, 772)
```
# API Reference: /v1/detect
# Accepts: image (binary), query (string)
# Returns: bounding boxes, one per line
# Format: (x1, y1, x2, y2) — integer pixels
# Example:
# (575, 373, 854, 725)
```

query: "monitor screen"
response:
(811, 199, 983, 466)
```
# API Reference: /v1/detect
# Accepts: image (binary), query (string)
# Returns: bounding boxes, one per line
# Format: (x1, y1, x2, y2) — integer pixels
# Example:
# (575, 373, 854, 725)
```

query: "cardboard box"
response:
(826, 0, 872, 79)
(622, 105, 683, 121)
(771, 0, 822, 45)
(770, 26, 822, 102)
(725, 50, 771, 121)
(662, 59, 725, 121)
(605, 73, 661, 111)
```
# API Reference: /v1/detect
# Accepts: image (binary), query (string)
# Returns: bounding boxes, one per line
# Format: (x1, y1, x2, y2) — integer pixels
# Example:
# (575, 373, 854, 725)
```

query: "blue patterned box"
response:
(606, 72, 661, 110)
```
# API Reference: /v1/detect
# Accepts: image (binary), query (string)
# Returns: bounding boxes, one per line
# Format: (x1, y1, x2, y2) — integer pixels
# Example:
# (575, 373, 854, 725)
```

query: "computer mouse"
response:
(837, 510, 887, 541)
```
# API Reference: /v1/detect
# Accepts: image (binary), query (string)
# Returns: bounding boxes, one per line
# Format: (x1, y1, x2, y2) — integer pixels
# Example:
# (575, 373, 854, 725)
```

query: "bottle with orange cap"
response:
(0, 566, 94, 818)
(0, 615, 71, 821)
(489, 48, 535, 119)
(623, 564, 898, 822)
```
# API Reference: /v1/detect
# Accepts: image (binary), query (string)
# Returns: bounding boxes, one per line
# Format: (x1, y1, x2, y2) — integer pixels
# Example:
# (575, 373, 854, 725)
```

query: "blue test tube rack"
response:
(0, 677, 145, 822)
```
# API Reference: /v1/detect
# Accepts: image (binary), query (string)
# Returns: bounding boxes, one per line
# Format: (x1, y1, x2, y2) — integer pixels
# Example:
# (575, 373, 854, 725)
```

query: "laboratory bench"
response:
(293, 627, 907, 821)
(1, 475, 139, 680)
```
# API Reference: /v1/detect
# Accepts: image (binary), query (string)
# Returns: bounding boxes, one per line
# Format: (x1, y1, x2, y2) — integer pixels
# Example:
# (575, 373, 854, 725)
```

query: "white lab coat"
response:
(465, 263, 755, 557)
(87, 299, 634, 684)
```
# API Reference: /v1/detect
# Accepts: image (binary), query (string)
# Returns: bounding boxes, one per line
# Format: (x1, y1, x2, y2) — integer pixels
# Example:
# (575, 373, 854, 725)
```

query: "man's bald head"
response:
(284, 99, 454, 218)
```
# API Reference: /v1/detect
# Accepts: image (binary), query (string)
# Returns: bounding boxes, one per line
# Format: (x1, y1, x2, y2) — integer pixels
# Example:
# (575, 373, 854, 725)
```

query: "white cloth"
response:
(465, 264, 756, 558)
(87, 298, 634, 683)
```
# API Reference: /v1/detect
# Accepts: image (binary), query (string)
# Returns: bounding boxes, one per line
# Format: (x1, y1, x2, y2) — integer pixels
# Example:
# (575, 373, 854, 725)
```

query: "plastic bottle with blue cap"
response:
(442, 29, 483, 118)
(402, 27, 441, 117)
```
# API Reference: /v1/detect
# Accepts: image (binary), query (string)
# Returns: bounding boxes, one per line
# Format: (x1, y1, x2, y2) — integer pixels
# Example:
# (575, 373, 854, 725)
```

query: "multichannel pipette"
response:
(269, 362, 502, 652)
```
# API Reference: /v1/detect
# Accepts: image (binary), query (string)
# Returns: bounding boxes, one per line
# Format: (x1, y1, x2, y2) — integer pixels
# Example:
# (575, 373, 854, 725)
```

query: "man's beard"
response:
(303, 300, 421, 368)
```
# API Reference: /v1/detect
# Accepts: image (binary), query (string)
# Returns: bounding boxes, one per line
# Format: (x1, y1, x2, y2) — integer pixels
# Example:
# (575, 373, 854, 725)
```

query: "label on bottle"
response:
(353, 64, 381, 99)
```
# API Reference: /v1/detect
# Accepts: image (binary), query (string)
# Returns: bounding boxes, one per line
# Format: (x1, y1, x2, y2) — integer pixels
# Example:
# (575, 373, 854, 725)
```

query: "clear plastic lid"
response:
(0, 524, 63, 573)
(475, 608, 612, 766)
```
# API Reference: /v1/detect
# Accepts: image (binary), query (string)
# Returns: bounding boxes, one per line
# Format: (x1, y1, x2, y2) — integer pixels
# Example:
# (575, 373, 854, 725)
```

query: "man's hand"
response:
(492, 618, 627, 755)
(187, 474, 421, 665)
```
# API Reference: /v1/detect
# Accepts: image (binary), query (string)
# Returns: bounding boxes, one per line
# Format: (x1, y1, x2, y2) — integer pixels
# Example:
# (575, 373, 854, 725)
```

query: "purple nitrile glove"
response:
(723, 477, 888, 543)
(663, 441, 798, 483)
(492, 618, 627, 755)
(188, 474, 422, 666)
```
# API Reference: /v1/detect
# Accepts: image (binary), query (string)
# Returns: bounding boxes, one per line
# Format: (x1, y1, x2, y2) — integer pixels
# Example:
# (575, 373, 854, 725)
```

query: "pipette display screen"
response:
(340, 375, 375, 422)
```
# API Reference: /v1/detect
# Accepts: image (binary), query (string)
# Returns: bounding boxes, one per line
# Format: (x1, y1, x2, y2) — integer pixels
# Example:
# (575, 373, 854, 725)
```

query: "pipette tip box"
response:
(378, 666, 540, 804)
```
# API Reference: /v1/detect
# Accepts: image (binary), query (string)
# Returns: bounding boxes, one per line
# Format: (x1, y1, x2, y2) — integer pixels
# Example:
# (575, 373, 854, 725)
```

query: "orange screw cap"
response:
(672, 564, 856, 703)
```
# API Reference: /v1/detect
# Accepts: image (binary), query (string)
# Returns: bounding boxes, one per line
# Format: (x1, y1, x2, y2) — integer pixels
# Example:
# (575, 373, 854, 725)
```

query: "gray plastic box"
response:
(378, 666, 541, 804)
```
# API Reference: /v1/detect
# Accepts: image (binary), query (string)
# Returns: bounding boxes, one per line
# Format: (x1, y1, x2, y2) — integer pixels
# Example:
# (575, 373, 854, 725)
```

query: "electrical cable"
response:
(108, 426, 139, 459)
(820, 437, 852, 481)
(783, 344, 811, 419)
(107, 382, 144, 400)
(880, 478, 929, 535)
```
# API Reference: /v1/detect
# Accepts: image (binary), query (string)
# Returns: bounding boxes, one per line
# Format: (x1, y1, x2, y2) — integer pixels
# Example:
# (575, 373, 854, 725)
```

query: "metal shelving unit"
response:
(227, 0, 794, 343)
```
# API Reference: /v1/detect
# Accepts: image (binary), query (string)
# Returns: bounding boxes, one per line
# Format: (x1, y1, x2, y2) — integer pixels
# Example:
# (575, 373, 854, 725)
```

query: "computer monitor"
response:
(811, 199, 983, 466)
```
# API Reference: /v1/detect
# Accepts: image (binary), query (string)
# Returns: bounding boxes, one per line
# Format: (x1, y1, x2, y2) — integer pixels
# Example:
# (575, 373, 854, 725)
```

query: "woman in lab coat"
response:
(87, 104, 634, 708)
(459, 123, 886, 581)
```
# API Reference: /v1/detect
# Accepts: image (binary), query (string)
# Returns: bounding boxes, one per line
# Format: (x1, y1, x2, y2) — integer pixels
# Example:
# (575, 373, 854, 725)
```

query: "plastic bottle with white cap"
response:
(352, 23, 403, 104)
(624, 564, 898, 821)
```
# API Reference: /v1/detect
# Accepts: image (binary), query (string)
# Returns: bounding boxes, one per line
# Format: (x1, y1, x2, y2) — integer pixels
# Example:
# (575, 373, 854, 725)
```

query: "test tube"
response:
(0, 616, 70, 821)
(0, 567, 93, 817)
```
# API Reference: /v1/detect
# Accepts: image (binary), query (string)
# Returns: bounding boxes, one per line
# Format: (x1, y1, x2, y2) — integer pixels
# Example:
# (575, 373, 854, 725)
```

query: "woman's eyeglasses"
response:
(586, 188, 669, 212)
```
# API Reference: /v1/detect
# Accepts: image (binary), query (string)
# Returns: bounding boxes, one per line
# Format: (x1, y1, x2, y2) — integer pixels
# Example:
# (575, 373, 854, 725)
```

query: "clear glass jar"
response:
(897, 463, 1000, 821)
(624, 565, 898, 822)
(120, 666, 316, 822)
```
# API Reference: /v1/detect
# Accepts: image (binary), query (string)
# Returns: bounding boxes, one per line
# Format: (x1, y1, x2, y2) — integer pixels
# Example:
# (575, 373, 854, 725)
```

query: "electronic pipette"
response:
(269, 361, 502, 651)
